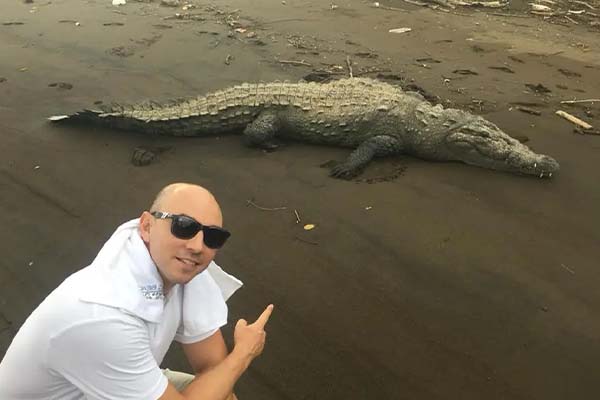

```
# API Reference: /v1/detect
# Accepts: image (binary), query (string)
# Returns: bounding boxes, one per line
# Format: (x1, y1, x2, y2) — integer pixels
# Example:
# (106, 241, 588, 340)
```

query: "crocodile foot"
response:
(329, 162, 362, 180)
(259, 141, 281, 152)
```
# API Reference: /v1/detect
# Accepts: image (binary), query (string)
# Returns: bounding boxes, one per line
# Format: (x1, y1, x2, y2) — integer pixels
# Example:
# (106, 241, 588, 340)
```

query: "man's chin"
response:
(175, 265, 209, 284)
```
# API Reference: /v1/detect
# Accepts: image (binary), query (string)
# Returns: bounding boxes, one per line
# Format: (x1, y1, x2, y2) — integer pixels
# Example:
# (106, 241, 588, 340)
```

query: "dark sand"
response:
(1, 0, 599, 398)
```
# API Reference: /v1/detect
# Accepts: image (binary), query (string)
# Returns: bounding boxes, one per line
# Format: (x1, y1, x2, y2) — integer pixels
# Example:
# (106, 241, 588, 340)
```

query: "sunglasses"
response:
(150, 211, 231, 249)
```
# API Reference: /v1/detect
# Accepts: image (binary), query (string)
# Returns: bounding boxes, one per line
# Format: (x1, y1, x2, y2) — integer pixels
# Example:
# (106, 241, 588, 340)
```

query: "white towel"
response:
(80, 218, 243, 336)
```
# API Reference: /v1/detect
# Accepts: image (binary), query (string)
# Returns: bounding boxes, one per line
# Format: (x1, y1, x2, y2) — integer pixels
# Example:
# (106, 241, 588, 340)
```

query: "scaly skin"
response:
(50, 78, 559, 179)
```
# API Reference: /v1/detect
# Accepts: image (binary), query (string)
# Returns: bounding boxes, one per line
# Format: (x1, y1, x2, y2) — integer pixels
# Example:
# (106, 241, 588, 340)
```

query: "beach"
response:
(1, 0, 599, 398)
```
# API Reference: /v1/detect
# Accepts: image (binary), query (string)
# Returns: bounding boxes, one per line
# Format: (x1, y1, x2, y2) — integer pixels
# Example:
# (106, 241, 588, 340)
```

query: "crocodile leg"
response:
(330, 135, 403, 179)
(243, 110, 282, 150)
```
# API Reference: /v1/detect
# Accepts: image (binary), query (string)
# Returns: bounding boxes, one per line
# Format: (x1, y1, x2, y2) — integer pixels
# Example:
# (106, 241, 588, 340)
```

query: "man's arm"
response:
(182, 330, 229, 374)
(182, 330, 237, 400)
(159, 304, 273, 400)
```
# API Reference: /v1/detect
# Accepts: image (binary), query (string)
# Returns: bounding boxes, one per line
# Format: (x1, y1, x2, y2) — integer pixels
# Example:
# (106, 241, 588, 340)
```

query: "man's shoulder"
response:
(32, 267, 146, 339)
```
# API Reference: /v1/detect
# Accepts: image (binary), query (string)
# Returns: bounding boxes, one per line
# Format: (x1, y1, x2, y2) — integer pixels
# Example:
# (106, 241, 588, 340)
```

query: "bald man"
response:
(0, 183, 273, 400)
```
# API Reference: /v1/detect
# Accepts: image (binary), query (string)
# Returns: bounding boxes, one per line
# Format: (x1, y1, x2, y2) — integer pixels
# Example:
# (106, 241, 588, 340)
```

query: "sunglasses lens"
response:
(171, 216, 201, 240)
(168, 215, 230, 248)
(203, 227, 231, 249)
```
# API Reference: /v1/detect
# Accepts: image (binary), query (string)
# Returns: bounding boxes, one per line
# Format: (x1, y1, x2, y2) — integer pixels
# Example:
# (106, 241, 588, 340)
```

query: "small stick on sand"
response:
(561, 263, 575, 274)
(555, 110, 593, 130)
(246, 199, 287, 211)
(516, 106, 542, 116)
(575, 129, 600, 136)
(560, 98, 600, 104)
(294, 209, 301, 224)
(572, 0, 595, 9)
(276, 59, 312, 67)
(346, 55, 353, 78)
(564, 15, 579, 24)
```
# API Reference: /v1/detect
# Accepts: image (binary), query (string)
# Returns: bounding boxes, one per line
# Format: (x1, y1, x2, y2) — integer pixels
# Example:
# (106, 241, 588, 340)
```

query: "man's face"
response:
(138, 188, 223, 291)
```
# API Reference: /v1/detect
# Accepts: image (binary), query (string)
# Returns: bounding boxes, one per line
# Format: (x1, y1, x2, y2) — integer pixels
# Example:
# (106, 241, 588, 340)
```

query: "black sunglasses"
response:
(150, 211, 231, 249)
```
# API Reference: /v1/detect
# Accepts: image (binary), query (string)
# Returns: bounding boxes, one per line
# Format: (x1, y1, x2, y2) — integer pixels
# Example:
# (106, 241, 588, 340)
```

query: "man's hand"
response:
(161, 304, 274, 400)
(232, 304, 274, 364)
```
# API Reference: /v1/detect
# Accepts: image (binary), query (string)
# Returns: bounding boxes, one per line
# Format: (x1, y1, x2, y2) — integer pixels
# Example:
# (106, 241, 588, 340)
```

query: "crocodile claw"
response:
(329, 163, 361, 179)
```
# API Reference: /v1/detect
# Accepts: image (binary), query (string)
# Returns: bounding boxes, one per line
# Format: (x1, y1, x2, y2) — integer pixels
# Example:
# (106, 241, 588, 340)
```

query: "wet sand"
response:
(1, 0, 600, 399)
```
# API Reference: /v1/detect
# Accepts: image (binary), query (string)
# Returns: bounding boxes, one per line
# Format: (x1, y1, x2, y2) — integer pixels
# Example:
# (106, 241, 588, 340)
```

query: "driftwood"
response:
(560, 99, 600, 104)
(516, 106, 542, 116)
(555, 110, 593, 129)
(276, 59, 312, 67)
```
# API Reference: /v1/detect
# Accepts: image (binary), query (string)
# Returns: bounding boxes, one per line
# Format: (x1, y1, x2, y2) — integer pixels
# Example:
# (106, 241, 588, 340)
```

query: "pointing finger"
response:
(252, 304, 274, 329)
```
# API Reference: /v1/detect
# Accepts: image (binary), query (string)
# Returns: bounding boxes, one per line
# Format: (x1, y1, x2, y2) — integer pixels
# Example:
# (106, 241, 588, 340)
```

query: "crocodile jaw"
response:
(444, 119, 560, 178)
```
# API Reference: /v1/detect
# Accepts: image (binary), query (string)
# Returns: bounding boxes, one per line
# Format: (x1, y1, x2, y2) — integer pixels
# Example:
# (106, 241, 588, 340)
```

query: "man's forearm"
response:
(181, 349, 250, 400)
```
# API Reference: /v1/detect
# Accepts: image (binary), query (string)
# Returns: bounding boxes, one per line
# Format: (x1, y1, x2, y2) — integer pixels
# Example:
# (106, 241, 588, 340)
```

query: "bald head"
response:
(140, 183, 226, 291)
(149, 183, 223, 224)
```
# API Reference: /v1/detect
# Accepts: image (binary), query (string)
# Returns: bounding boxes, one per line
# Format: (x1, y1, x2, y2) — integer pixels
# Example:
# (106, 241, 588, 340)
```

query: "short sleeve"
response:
(47, 317, 168, 400)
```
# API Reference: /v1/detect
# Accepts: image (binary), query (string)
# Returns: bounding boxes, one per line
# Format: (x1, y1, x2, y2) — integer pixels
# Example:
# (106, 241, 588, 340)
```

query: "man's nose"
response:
(185, 230, 205, 253)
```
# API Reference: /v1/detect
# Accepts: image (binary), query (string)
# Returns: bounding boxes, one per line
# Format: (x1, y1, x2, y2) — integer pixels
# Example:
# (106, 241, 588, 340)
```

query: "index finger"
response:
(252, 304, 274, 328)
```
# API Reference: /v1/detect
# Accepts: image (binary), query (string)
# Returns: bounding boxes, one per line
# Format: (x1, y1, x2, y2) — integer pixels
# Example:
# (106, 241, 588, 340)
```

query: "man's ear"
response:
(138, 211, 153, 243)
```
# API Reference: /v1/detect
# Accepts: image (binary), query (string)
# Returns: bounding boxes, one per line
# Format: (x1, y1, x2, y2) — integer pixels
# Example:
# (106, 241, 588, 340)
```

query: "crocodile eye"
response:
(463, 127, 490, 138)
(450, 141, 474, 150)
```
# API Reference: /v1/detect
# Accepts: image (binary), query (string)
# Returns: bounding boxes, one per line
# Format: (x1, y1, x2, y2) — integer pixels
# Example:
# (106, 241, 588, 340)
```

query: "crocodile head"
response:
(444, 116, 559, 178)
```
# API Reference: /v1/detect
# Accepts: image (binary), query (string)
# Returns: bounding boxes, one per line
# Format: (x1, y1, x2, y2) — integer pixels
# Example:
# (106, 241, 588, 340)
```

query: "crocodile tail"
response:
(48, 109, 106, 123)
(48, 109, 160, 134)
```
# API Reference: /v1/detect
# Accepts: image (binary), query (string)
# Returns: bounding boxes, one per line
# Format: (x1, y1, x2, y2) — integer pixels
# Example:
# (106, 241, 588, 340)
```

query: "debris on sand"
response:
(516, 106, 542, 116)
(402, 0, 508, 9)
(246, 199, 287, 211)
(555, 110, 593, 129)
(560, 98, 600, 104)
(453, 69, 478, 75)
(488, 65, 515, 73)
(525, 83, 552, 94)
(346, 56, 353, 78)
(530, 3, 553, 12)
(302, 71, 339, 83)
(108, 46, 135, 57)
(48, 82, 73, 90)
(388, 27, 412, 34)
(112, 0, 126, 5)
(558, 68, 582, 77)
(276, 58, 312, 67)
(163, 13, 205, 21)
(574, 127, 600, 135)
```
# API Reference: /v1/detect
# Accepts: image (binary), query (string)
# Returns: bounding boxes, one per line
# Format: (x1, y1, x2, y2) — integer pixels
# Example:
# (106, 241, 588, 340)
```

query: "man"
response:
(0, 183, 273, 400)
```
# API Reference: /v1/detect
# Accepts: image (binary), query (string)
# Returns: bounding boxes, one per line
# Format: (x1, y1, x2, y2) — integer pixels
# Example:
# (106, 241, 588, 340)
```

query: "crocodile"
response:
(49, 77, 559, 178)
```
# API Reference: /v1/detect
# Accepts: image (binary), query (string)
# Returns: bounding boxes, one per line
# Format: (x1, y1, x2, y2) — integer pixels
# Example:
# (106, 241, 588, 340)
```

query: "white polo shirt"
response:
(0, 221, 241, 400)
